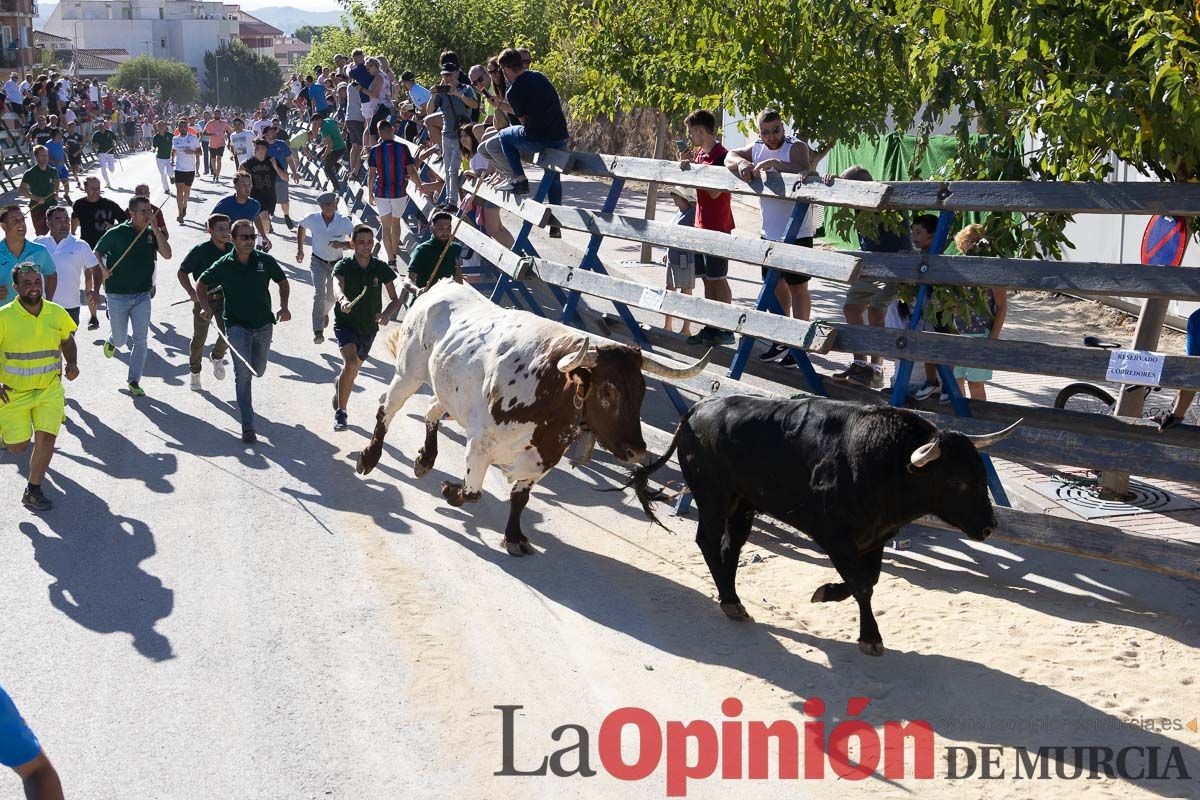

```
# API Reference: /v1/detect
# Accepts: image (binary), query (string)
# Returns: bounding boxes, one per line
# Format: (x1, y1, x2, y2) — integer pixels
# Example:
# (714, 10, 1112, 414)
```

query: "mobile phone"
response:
(675, 138, 688, 151)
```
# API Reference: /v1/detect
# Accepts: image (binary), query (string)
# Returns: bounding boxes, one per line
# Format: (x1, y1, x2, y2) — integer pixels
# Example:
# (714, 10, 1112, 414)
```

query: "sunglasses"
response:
(13, 263, 40, 274)
(234, 234, 257, 241)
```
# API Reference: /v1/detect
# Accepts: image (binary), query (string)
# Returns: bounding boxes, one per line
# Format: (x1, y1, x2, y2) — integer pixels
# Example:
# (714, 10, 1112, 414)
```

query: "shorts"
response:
(274, 178, 290, 203)
(68, 154, 82, 168)
(6, 100, 24, 116)
(252, 192, 276, 218)
(375, 195, 404, 217)
(845, 278, 900, 310)
(369, 105, 391, 136)
(174, 170, 195, 186)
(209, 145, 224, 156)
(64, 307, 80, 324)
(666, 254, 696, 292)
(1187, 308, 1200, 356)
(346, 120, 365, 145)
(694, 254, 728, 281)
(953, 335, 993, 382)
(761, 236, 813, 285)
(334, 325, 377, 361)
(0, 382, 66, 445)
(55, 165, 69, 180)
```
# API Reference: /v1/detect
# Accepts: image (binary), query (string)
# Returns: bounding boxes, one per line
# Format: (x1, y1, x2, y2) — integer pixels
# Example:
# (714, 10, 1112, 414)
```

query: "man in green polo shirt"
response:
(196, 218, 291, 443)
(92, 195, 171, 398)
(18, 146, 58, 236)
(90, 120, 119, 189)
(331, 224, 406, 431)
(406, 210, 463, 289)
(176, 213, 232, 392)
(152, 120, 175, 194)
(310, 112, 347, 189)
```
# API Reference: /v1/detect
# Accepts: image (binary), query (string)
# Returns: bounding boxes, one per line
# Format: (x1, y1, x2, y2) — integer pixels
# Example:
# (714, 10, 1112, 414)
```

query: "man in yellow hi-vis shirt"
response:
(0, 262, 78, 511)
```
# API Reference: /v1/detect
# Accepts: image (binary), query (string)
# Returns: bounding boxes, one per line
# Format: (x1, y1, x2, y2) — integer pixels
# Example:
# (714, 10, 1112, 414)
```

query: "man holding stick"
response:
(177, 213, 232, 392)
(196, 219, 291, 444)
(92, 196, 172, 398)
(18, 146, 58, 237)
(405, 209, 463, 288)
(0, 261, 78, 511)
(331, 224, 404, 430)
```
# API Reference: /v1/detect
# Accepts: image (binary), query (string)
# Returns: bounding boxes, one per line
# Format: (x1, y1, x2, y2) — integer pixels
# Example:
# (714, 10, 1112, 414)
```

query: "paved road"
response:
(1, 151, 1197, 800)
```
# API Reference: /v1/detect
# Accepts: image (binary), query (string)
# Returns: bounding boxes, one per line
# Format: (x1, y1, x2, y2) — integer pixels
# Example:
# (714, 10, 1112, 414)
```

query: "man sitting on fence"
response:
(725, 108, 816, 366)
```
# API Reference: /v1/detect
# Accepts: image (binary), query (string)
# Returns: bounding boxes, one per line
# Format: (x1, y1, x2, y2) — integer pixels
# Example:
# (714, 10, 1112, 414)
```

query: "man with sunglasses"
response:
(195, 219, 291, 443)
(92, 196, 172, 398)
(0, 259, 78, 511)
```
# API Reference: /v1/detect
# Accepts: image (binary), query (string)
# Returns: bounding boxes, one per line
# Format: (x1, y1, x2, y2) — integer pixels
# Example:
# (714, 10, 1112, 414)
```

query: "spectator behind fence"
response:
(942, 223, 1007, 402)
(462, 123, 514, 249)
(834, 165, 911, 389)
(726, 108, 815, 367)
(662, 186, 697, 338)
(908, 213, 943, 401)
(481, 48, 569, 202)
(681, 108, 735, 346)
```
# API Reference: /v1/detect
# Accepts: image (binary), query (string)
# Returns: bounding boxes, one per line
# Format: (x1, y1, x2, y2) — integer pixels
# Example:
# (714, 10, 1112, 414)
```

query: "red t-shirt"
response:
(694, 143, 734, 233)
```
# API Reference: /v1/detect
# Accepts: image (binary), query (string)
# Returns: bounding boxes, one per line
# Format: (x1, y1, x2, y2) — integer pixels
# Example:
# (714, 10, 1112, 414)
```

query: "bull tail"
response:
(624, 404, 699, 529)
(384, 328, 405, 360)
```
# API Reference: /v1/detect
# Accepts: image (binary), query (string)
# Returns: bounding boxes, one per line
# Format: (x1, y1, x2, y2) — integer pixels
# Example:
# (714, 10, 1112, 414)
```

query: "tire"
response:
(1054, 383, 1116, 416)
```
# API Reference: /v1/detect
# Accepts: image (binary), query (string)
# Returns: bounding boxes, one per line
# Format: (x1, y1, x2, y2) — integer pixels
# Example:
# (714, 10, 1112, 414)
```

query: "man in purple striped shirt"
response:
(367, 120, 421, 266)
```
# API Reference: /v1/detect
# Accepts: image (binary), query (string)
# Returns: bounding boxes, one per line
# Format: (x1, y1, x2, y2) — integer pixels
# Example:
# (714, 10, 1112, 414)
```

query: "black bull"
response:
(630, 396, 1020, 656)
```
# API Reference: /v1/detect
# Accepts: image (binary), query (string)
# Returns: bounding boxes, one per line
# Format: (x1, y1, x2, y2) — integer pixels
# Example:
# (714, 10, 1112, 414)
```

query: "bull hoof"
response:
(356, 454, 374, 475)
(414, 456, 432, 479)
(720, 602, 751, 621)
(811, 585, 826, 603)
(441, 481, 465, 506)
(504, 539, 535, 556)
(858, 640, 886, 657)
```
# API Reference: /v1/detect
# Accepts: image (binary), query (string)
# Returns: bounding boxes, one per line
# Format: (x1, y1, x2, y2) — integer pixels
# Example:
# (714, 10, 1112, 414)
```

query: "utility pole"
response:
(140, 40, 152, 92)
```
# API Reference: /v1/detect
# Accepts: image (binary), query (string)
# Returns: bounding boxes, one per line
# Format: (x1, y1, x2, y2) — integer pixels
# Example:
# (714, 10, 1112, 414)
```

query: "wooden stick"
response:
(104, 198, 168, 277)
(421, 171, 486, 293)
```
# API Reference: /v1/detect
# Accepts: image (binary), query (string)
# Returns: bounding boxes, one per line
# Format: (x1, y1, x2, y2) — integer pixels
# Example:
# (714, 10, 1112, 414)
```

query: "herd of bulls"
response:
(356, 280, 1020, 656)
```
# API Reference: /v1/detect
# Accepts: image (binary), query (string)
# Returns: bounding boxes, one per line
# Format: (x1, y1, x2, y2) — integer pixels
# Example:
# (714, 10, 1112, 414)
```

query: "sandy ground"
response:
(0, 151, 1196, 799)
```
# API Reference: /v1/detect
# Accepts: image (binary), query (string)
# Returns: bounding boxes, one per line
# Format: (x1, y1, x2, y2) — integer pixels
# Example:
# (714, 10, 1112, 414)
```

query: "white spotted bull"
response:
(356, 280, 710, 555)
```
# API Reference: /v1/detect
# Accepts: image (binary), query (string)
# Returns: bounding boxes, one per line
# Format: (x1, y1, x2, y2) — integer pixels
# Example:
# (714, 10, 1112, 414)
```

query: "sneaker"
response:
(779, 352, 798, 368)
(686, 328, 713, 346)
(285, 215, 295, 230)
(102, 340, 115, 358)
(706, 330, 735, 346)
(21, 487, 52, 511)
(190, 373, 202, 392)
(836, 363, 884, 389)
(939, 392, 952, 405)
(127, 381, 146, 397)
(241, 430, 257, 444)
(314, 330, 324, 344)
(912, 381, 940, 401)
(211, 357, 226, 381)
(497, 178, 529, 194)
(758, 343, 788, 362)
(87, 317, 99, 330)
(334, 409, 348, 431)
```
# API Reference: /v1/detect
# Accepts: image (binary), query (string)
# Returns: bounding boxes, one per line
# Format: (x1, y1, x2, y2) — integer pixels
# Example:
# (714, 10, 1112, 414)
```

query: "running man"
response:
(170, 117, 202, 223)
(241, 139, 281, 235)
(212, 173, 271, 250)
(228, 117, 255, 170)
(70, 178, 126, 329)
(263, 125, 298, 229)
(92, 196, 172, 398)
(1, 682, 64, 797)
(18, 146, 58, 236)
(33, 205, 98, 325)
(0, 206, 57, 307)
(0, 261, 78, 510)
(63, 120, 84, 190)
(196, 219, 291, 443)
(331, 224, 404, 430)
(151, 120, 174, 194)
(177, 213, 232, 392)
(203, 110, 232, 182)
(90, 118, 119, 189)
(296, 191, 353, 344)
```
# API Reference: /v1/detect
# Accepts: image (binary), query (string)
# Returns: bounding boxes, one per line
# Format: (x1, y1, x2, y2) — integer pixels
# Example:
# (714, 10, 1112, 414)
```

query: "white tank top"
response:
(752, 137, 814, 241)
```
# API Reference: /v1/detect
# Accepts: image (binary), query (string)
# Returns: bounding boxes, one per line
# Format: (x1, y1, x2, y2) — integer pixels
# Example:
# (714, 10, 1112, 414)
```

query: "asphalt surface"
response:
(2, 150, 1197, 800)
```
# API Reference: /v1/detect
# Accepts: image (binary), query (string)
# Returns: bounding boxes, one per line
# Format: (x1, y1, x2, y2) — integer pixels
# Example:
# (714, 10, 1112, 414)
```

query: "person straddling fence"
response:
(310, 111, 347, 189)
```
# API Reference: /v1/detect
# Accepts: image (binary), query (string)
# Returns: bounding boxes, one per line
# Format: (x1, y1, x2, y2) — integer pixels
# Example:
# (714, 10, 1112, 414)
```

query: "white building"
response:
(43, 0, 239, 85)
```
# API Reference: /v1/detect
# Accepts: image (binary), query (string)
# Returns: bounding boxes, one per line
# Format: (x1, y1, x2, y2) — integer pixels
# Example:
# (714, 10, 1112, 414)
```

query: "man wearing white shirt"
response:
(251, 112, 271, 139)
(170, 117, 201, 223)
(295, 192, 353, 344)
(4, 73, 24, 121)
(228, 117, 255, 168)
(34, 205, 99, 325)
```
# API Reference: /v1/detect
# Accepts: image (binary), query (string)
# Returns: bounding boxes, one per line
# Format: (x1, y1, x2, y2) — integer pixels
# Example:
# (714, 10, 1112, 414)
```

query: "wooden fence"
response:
(290, 133, 1200, 581)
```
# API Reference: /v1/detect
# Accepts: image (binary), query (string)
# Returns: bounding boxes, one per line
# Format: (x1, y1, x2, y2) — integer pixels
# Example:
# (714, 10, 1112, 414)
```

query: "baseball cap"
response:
(316, 192, 338, 205)
(439, 62, 458, 75)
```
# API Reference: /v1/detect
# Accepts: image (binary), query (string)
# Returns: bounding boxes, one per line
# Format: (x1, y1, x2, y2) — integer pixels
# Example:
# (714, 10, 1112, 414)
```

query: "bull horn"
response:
(640, 348, 713, 380)
(910, 439, 941, 468)
(557, 338, 597, 373)
(964, 418, 1023, 450)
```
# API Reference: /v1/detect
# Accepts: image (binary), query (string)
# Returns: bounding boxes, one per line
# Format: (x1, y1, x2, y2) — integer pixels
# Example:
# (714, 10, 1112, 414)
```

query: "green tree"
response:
(203, 40, 283, 110)
(110, 55, 198, 105)
(294, 24, 335, 44)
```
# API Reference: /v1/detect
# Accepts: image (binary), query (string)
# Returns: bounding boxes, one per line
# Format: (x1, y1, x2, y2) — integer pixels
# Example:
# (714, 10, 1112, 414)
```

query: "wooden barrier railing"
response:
(291, 136, 1200, 580)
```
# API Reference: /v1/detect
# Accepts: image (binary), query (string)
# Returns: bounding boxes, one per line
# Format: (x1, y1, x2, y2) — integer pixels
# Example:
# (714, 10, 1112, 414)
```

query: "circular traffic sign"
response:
(1140, 215, 1190, 266)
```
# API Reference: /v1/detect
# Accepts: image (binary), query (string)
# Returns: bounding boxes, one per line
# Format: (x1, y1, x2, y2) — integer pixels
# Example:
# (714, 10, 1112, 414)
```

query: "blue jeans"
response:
(227, 323, 273, 433)
(496, 127, 568, 204)
(107, 291, 152, 384)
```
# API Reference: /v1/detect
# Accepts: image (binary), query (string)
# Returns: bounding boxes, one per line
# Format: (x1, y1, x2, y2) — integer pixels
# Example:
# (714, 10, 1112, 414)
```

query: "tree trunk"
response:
(1098, 298, 1170, 498)
(639, 111, 669, 263)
